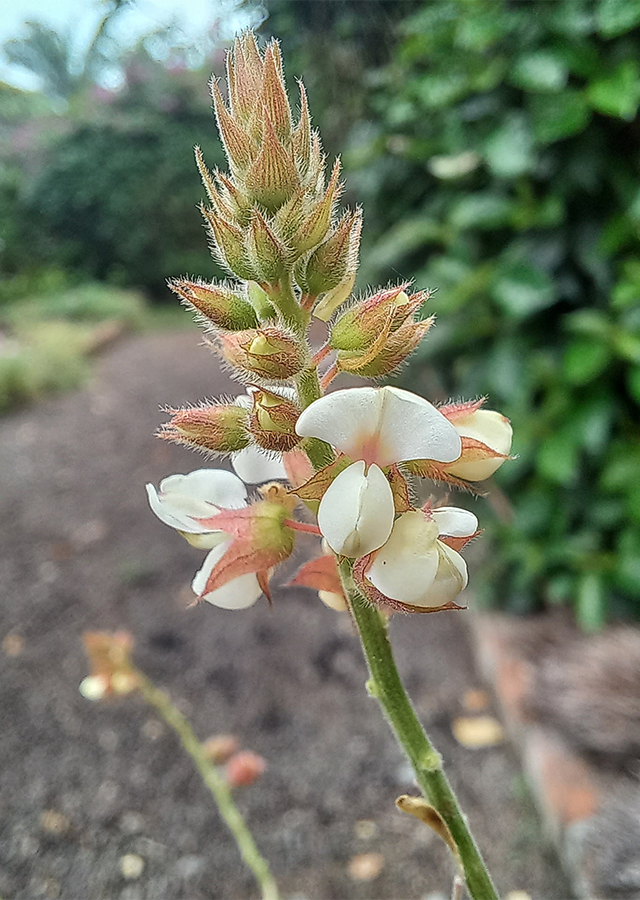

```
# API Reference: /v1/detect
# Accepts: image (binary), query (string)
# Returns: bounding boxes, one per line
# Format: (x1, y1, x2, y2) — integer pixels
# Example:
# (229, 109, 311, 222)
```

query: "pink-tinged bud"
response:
(195, 146, 232, 216)
(312, 212, 363, 322)
(292, 82, 311, 176)
(227, 33, 265, 123)
(440, 405, 513, 481)
(201, 206, 257, 281)
(291, 159, 342, 254)
(249, 388, 301, 452)
(202, 734, 239, 764)
(168, 279, 258, 331)
(247, 211, 288, 283)
(245, 112, 300, 212)
(218, 327, 305, 380)
(261, 43, 292, 142)
(160, 403, 250, 454)
(330, 285, 426, 352)
(226, 751, 266, 788)
(211, 79, 254, 171)
(337, 318, 434, 377)
(80, 631, 139, 700)
(303, 210, 359, 296)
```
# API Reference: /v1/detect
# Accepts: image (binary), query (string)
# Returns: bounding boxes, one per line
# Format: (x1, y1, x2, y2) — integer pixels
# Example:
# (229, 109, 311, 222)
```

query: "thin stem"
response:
(267, 276, 306, 336)
(284, 519, 322, 535)
(312, 343, 331, 366)
(338, 559, 498, 900)
(135, 670, 279, 900)
(320, 363, 338, 391)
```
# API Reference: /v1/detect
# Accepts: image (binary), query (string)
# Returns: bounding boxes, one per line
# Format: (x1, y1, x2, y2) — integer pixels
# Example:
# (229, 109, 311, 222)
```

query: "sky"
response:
(0, 0, 264, 90)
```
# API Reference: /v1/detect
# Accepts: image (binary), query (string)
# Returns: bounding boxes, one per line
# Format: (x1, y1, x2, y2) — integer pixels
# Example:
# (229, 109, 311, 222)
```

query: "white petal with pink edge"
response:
(192, 541, 263, 609)
(146, 469, 247, 533)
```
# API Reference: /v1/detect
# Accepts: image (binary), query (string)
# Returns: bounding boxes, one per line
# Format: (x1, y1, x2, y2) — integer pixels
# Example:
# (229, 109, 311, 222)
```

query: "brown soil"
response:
(0, 331, 571, 899)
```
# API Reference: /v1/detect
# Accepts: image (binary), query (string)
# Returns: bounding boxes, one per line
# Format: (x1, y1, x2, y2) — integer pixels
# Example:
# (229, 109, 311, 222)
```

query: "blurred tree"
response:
(342, 0, 640, 626)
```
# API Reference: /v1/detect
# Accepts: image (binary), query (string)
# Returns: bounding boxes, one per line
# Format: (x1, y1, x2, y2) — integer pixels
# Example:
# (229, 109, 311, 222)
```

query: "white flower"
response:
(295, 386, 462, 557)
(446, 409, 513, 481)
(231, 389, 288, 483)
(367, 507, 477, 609)
(146, 468, 262, 609)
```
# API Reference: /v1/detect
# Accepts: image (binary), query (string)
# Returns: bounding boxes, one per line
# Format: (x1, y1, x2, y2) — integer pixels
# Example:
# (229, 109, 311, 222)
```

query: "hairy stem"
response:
(338, 559, 498, 900)
(268, 276, 307, 335)
(135, 671, 279, 900)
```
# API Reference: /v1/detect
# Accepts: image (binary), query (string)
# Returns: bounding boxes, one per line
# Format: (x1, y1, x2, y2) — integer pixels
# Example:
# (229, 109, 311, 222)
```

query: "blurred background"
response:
(2, 1, 640, 897)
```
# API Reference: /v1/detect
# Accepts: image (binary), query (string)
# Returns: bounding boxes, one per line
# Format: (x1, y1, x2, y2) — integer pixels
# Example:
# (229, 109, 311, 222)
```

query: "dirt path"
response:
(0, 331, 571, 899)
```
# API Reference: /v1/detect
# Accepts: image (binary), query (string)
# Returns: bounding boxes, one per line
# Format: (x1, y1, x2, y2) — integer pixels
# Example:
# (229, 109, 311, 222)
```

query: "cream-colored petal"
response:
(375, 387, 462, 467)
(447, 409, 513, 481)
(431, 506, 478, 538)
(318, 590, 349, 611)
(192, 542, 263, 610)
(317, 460, 395, 557)
(147, 469, 247, 533)
(367, 510, 440, 605)
(231, 445, 287, 483)
(420, 542, 468, 608)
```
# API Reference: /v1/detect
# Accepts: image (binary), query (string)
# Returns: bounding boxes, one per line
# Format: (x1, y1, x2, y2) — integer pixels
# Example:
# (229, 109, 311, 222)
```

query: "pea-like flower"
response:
(146, 468, 262, 609)
(295, 386, 462, 557)
(362, 506, 479, 612)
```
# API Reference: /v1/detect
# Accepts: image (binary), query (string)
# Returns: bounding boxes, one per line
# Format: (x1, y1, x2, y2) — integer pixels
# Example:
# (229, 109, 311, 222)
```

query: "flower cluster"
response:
(147, 33, 512, 616)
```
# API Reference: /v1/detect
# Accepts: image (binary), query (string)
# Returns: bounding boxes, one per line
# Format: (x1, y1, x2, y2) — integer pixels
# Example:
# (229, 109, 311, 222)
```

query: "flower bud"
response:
(201, 206, 257, 281)
(290, 159, 342, 255)
(336, 318, 434, 378)
(245, 112, 299, 212)
(261, 43, 292, 142)
(211, 79, 254, 171)
(292, 82, 311, 176)
(312, 212, 363, 321)
(441, 406, 513, 481)
(330, 285, 425, 352)
(160, 403, 250, 454)
(225, 751, 266, 788)
(168, 279, 258, 331)
(247, 211, 288, 283)
(249, 388, 301, 452)
(303, 210, 359, 296)
(246, 281, 276, 319)
(218, 327, 305, 380)
(81, 631, 139, 700)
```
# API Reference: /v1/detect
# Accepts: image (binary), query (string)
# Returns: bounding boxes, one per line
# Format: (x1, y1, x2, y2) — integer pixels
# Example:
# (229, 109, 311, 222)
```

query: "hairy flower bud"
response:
(336, 318, 434, 378)
(218, 327, 305, 380)
(303, 210, 359, 296)
(312, 211, 363, 321)
(290, 159, 342, 255)
(442, 406, 513, 481)
(330, 285, 426, 352)
(245, 113, 299, 212)
(246, 281, 276, 319)
(160, 403, 250, 454)
(201, 206, 257, 281)
(168, 279, 258, 331)
(247, 211, 288, 283)
(249, 388, 301, 452)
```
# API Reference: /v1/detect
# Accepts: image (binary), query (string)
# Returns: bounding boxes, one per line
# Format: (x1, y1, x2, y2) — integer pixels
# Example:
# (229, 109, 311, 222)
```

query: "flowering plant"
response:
(147, 33, 512, 898)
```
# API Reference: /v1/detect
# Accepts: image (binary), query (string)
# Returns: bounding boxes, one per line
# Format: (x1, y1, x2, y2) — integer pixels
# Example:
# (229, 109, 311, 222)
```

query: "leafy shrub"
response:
(6, 282, 146, 328)
(344, 0, 640, 626)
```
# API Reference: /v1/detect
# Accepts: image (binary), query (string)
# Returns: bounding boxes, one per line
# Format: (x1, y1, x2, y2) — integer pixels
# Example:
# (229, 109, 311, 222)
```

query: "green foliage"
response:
(343, 0, 640, 622)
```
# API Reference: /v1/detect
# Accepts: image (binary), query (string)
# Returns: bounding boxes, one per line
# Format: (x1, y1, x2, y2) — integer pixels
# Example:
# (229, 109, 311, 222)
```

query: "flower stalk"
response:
(136, 670, 279, 900)
(339, 558, 498, 900)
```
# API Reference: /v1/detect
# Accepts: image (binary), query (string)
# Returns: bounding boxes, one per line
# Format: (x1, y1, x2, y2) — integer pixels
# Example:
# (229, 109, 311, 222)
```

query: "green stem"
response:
(136, 671, 279, 900)
(295, 364, 334, 470)
(268, 275, 306, 336)
(339, 560, 498, 900)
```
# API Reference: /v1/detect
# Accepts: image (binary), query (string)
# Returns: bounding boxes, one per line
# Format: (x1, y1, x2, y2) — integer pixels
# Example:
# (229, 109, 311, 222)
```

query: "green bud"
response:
(169, 279, 258, 331)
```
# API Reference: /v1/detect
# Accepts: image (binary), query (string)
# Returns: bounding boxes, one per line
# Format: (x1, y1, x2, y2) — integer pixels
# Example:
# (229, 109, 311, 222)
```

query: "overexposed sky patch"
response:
(0, 0, 265, 91)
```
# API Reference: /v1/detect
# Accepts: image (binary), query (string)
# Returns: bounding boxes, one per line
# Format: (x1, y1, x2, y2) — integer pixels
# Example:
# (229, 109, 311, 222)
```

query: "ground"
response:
(0, 331, 571, 899)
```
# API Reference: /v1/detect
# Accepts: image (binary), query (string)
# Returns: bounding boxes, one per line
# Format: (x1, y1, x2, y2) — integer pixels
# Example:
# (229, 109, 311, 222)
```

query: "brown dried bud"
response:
(168, 279, 258, 331)
(249, 388, 301, 452)
(218, 327, 305, 380)
(160, 403, 250, 453)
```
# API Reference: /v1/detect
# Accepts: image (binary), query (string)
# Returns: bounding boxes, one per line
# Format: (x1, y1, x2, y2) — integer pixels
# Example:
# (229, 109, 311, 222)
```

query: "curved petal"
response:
(367, 510, 440, 605)
(317, 460, 394, 557)
(318, 590, 349, 612)
(424, 543, 468, 608)
(146, 469, 247, 533)
(295, 386, 461, 468)
(231, 445, 287, 483)
(431, 506, 479, 538)
(295, 387, 382, 460)
(376, 387, 461, 467)
(192, 542, 263, 609)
